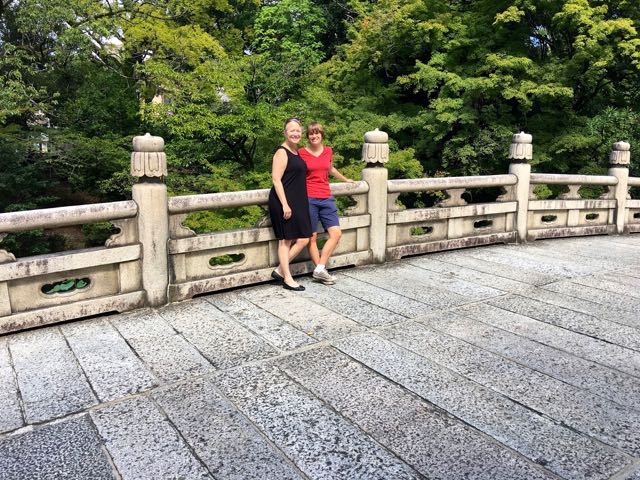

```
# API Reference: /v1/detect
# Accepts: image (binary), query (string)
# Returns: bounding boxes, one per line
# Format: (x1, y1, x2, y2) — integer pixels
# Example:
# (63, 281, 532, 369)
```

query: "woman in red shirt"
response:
(298, 122, 353, 284)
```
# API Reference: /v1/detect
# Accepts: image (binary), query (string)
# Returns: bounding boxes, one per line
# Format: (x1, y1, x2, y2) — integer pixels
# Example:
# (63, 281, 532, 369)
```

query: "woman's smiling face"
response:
(284, 121, 302, 144)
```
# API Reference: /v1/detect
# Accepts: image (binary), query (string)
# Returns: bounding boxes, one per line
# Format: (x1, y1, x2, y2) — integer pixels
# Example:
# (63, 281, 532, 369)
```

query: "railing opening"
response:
(585, 213, 599, 221)
(541, 215, 557, 223)
(474, 220, 493, 229)
(410, 225, 434, 236)
(209, 253, 245, 267)
(41, 278, 91, 295)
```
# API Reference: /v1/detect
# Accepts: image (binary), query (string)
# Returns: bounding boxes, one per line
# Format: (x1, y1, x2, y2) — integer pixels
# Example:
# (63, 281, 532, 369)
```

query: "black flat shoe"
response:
(271, 270, 284, 282)
(283, 282, 305, 291)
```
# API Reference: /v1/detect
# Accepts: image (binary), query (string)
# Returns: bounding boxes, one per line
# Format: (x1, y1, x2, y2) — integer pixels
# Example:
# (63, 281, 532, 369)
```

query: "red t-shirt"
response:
(299, 146, 333, 198)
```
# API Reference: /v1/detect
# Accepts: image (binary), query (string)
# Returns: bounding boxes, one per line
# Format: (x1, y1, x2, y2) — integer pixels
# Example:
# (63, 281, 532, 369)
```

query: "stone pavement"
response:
(2, 236, 640, 480)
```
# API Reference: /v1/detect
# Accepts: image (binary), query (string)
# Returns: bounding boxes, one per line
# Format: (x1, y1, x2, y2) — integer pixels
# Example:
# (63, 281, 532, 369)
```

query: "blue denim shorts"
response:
(308, 197, 340, 233)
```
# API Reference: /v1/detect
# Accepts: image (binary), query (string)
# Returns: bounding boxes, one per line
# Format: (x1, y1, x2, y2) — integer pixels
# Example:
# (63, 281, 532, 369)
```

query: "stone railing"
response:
(0, 131, 635, 333)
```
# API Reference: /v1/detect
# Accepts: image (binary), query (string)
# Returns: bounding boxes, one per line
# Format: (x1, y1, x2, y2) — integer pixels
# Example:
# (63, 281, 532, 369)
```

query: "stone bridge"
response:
(1, 131, 640, 478)
(1, 235, 640, 479)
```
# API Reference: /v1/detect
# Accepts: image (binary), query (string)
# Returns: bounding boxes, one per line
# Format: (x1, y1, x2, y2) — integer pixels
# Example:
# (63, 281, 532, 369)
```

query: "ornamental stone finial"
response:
(362, 128, 389, 166)
(508, 131, 533, 162)
(610, 141, 631, 167)
(131, 133, 168, 178)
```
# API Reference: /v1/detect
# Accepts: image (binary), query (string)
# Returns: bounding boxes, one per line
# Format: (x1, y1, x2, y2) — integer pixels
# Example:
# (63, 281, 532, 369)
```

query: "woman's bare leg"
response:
(319, 226, 342, 266)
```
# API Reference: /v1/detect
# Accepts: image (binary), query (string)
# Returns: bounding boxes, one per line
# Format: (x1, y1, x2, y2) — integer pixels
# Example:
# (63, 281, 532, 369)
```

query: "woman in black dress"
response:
(268, 118, 312, 291)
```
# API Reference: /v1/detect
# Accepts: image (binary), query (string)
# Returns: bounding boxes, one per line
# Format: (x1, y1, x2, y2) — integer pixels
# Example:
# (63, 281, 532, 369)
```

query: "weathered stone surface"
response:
(526, 286, 640, 330)
(277, 346, 555, 480)
(406, 257, 531, 294)
(489, 295, 640, 352)
(205, 291, 316, 351)
(458, 303, 640, 378)
(430, 250, 555, 284)
(328, 275, 428, 317)
(343, 265, 472, 309)
(90, 396, 211, 480)
(421, 310, 640, 410)
(333, 333, 631, 480)
(9, 328, 96, 423)
(543, 280, 640, 314)
(153, 377, 303, 480)
(158, 298, 278, 368)
(0, 338, 23, 433)
(111, 309, 213, 382)
(241, 284, 365, 340)
(213, 364, 422, 480)
(0, 415, 115, 480)
(378, 320, 640, 457)
(467, 245, 598, 276)
(62, 318, 158, 401)
(571, 274, 640, 301)
(296, 278, 406, 327)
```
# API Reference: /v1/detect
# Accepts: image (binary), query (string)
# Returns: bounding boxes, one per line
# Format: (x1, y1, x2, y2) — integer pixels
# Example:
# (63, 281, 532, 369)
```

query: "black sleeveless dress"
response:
(268, 146, 313, 240)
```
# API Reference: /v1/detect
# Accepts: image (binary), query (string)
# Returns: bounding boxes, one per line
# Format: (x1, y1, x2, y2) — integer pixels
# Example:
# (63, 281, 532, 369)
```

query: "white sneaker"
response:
(312, 269, 336, 284)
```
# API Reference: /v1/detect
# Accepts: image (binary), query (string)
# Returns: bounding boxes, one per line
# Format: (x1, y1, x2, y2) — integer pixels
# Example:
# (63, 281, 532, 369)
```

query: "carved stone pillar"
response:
(608, 141, 631, 234)
(360, 129, 389, 263)
(508, 132, 533, 243)
(131, 133, 169, 306)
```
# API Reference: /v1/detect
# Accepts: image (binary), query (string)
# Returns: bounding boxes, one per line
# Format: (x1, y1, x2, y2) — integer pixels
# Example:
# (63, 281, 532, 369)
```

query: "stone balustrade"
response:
(0, 131, 635, 333)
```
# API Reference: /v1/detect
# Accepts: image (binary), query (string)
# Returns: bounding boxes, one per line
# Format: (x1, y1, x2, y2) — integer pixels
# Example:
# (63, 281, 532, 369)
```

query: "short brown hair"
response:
(306, 122, 324, 139)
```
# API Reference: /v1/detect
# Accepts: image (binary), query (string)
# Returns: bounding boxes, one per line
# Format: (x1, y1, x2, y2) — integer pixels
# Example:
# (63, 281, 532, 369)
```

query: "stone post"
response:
(508, 132, 533, 243)
(361, 129, 389, 263)
(608, 141, 631, 234)
(131, 133, 169, 306)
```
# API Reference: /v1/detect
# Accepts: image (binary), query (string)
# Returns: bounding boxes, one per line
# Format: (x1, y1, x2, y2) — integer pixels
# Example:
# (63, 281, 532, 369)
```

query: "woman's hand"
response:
(283, 204, 292, 219)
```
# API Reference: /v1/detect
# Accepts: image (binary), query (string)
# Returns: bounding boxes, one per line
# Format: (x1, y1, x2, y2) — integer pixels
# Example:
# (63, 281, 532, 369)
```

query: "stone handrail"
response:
(529, 173, 617, 186)
(0, 201, 137, 233)
(167, 182, 369, 214)
(0, 130, 636, 333)
(387, 174, 517, 193)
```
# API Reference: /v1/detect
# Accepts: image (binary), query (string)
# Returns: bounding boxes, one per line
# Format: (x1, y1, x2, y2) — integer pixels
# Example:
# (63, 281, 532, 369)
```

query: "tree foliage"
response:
(1, 0, 639, 249)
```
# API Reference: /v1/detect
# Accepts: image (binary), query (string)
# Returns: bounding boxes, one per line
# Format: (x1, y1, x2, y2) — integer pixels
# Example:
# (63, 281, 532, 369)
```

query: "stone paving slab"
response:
(0, 338, 23, 433)
(276, 346, 555, 480)
(153, 377, 303, 480)
(377, 320, 640, 456)
(458, 303, 640, 378)
(0, 415, 115, 480)
(525, 287, 640, 331)
(543, 280, 640, 314)
(467, 246, 596, 277)
(296, 278, 407, 328)
(8, 329, 96, 424)
(158, 298, 278, 368)
(111, 309, 214, 382)
(62, 318, 158, 402)
(342, 264, 473, 309)
(572, 274, 640, 301)
(488, 295, 640, 351)
(328, 275, 431, 317)
(205, 291, 316, 351)
(90, 396, 211, 480)
(406, 257, 532, 294)
(419, 310, 640, 410)
(431, 250, 556, 284)
(213, 363, 422, 480)
(333, 333, 631, 480)
(241, 284, 366, 340)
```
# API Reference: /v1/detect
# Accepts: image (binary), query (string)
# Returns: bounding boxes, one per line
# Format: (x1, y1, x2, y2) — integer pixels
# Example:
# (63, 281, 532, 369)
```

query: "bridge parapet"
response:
(0, 131, 636, 333)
